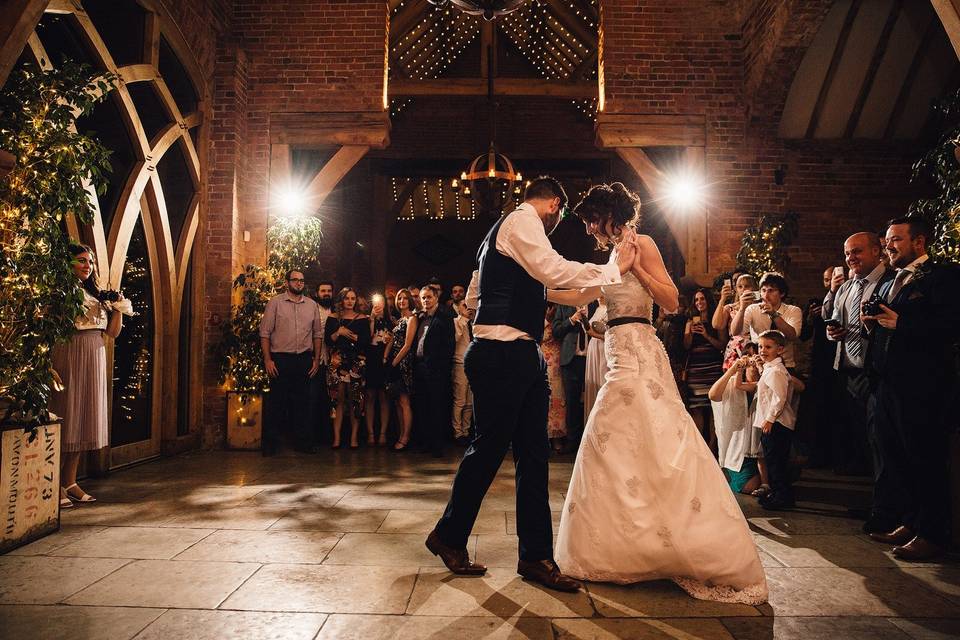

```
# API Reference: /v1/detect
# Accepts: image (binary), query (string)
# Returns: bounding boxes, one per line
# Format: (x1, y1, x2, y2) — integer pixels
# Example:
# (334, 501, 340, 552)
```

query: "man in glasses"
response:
(259, 269, 324, 455)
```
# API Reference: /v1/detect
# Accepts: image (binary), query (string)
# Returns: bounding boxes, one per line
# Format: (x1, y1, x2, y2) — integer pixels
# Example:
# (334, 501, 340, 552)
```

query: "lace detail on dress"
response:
(672, 577, 768, 605)
(603, 267, 653, 323)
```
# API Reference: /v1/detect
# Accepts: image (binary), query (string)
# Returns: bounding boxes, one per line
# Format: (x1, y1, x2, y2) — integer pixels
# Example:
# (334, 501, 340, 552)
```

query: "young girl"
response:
(709, 343, 763, 495)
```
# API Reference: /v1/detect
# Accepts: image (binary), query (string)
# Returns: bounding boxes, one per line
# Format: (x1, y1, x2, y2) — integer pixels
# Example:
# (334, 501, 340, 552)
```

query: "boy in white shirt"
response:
(451, 299, 474, 445)
(753, 330, 797, 510)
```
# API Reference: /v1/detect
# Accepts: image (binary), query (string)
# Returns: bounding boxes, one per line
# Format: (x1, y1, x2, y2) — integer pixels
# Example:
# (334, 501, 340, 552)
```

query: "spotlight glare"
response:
(275, 186, 310, 217)
(664, 173, 706, 210)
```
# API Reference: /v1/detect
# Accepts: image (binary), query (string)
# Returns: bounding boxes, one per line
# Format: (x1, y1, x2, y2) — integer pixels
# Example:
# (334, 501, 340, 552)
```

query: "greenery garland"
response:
(0, 61, 115, 425)
(735, 211, 799, 278)
(909, 88, 960, 264)
(220, 216, 324, 397)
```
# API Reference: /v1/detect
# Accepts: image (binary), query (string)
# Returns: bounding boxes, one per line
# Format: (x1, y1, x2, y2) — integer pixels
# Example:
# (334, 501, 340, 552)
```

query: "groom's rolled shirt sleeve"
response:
(465, 270, 479, 310)
(498, 211, 621, 289)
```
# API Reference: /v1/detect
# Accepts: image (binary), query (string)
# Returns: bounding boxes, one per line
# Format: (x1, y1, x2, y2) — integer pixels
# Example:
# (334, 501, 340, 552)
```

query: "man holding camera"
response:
(862, 217, 960, 561)
(822, 233, 894, 525)
(730, 272, 802, 370)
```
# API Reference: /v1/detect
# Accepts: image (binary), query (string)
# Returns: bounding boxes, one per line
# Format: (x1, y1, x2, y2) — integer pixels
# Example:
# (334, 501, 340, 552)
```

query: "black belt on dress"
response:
(606, 316, 651, 327)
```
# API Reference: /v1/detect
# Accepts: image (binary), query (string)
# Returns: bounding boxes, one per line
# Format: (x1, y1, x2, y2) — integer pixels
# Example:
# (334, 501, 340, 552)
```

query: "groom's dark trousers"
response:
(435, 337, 553, 562)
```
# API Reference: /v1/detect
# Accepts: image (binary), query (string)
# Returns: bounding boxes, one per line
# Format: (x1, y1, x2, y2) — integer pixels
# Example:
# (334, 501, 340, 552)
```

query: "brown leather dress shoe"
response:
(425, 530, 487, 575)
(892, 536, 946, 562)
(869, 525, 914, 546)
(517, 559, 582, 592)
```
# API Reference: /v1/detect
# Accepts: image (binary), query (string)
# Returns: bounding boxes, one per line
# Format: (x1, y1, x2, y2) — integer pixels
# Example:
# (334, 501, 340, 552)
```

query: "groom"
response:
(426, 176, 636, 591)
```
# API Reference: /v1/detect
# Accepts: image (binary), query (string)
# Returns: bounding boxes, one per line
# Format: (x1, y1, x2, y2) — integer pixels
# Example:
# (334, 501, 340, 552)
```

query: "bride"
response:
(549, 183, 768, 605)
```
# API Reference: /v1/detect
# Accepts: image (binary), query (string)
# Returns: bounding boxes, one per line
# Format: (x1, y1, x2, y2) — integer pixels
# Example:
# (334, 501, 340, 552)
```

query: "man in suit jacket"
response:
(862, 217, 960, 561)
(552, 302, 594, 449)
(414, 284, 456, 458)
(821, 233, 895, 528)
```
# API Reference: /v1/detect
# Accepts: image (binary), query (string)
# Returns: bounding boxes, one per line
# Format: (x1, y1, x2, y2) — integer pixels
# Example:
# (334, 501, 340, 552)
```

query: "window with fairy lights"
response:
(110, 219, 155, 446)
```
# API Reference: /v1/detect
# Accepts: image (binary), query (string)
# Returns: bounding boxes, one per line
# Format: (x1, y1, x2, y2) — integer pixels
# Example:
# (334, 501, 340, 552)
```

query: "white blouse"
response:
(75, 289, 108, 331)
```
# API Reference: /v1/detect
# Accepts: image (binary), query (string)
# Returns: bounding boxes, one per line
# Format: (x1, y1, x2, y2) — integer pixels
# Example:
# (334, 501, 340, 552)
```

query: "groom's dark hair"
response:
(523, 176, 568, 208)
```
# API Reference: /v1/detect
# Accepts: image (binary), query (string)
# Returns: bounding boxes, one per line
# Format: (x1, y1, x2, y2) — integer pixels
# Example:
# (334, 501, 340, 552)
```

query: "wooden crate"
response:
(1, 423, 60, 554)
(226, 392, 263, 451)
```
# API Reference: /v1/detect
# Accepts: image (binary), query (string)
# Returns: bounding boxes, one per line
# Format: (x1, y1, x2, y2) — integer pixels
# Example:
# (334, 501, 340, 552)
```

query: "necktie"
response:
(576, 320, 587, 352)
(846, 278, 867, 362)
(887, 269, 910, 302)
(467, 320, 473, 341)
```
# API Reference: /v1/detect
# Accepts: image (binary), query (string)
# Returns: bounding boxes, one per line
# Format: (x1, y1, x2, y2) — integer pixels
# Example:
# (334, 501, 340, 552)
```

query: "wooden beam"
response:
(270, 111, 391, 147)
(119, 63, 159, 84)
(885, 17, 938, 139)
(845, 0, 902, 138)
(614, 147, 685, 247)
(304, 145, 370, 212)
(0, 0, 47, 88)
(389, 178, 421, 219)
(390, 0, 428, 46)
(931, 0, 960, 59)
(806, 0, 862, 138)
(481, 21, 493, 77)
(683, 146, 708, 280)
(391, 77, 596, 97)
(546, 0, 598, 50)
(595, 114, 707, 148)
(143, 10, 160, 67)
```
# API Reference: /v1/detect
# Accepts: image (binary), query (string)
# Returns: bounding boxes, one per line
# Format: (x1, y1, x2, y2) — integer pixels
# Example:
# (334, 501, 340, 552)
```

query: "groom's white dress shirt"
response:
(466, 202, 621, 342)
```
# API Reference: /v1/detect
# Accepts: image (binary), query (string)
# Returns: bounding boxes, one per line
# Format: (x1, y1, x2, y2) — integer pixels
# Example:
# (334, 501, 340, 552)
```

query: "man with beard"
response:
(863, 217, 960, 560)
(311, 281, 335, 449)
(259, 270, 324, 455)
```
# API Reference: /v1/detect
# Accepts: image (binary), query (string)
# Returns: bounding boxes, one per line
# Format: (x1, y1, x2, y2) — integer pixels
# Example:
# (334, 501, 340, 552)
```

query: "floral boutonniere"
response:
(909, 260, 933, 285)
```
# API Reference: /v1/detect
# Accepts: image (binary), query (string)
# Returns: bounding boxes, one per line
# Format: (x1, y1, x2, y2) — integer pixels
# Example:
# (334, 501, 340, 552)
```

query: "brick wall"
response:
(601, 0, 925, 308)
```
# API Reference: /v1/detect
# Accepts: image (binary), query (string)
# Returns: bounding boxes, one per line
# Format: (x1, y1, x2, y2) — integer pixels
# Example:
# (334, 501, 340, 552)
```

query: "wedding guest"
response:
(385, 288, 419, 450)
(715, 274, 758, 369)
(822, 233, 893, 481)
(709, 354, 762, 495)
(683, 288, 724, 446)
(796, 268, 839, 469)
(260, 269, 323, 456)
(583, 298, 608, 422)
(447, 283, 467, 311)
(310, 281, 334, 448)
(542, 304, 568, 454)
(325, 287, 371, 449)
(553, 302, 591, 449)
(864, 217, 959, 561)
(731, 272, 802, 371)
(754, 330, 798, 510)
(51, 244, 124, 506)
(413, 284, 455, 458)
(451, 299, 474, 445)
(365, 293, 393, 446)
(655, 295, 689, 382)
(408, 285, 423, 310)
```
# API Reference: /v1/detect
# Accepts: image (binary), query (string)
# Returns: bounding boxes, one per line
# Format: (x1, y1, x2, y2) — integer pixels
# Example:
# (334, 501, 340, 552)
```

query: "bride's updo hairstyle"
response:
(574, 182, 641, 248)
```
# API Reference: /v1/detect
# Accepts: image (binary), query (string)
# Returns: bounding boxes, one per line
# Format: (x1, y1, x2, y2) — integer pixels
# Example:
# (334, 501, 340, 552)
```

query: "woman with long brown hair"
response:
(324, 287, 370, 448)
(51, 244, 124, 507)
(384, 288, 418, 450)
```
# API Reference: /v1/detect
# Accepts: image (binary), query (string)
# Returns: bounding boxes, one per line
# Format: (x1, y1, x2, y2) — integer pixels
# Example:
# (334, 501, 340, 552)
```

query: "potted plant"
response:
(0, 60, 115, 551)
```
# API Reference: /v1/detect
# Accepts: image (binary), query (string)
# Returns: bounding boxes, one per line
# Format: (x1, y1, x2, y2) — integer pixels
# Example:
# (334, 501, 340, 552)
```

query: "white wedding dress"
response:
(555, 265, 768, 605)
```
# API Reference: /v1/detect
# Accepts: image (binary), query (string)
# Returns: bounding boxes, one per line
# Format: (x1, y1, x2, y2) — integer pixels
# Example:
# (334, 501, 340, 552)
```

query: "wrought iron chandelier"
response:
(426, 0, 526, 21)
(451, 40, 523, 215)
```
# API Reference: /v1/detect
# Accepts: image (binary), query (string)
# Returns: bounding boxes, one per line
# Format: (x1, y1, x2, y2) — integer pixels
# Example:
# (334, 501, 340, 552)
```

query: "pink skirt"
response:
(49, 330, 109, 452)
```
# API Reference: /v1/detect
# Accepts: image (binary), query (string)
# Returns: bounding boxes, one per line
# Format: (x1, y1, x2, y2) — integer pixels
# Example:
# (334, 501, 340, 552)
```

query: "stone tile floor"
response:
(1, 449, 958, 639)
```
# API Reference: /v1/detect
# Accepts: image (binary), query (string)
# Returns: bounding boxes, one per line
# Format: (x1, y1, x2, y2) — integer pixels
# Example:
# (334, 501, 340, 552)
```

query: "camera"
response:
(861, 292, 885, 317)
(95, 289, 121, 303)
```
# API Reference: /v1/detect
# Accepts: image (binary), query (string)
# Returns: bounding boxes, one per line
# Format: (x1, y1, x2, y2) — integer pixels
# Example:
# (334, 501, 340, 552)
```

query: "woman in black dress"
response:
(364, 293, 393, 446)
(325, 287, 371, 448)
(683, 288, 725, 448)
(385, 288, 419, 450)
